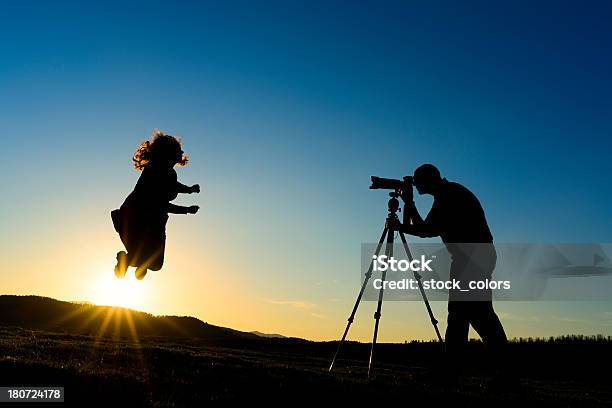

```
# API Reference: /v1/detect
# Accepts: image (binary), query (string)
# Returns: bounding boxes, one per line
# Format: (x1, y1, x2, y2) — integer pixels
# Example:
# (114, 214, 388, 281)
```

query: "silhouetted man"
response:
(391, 164, 507, 380)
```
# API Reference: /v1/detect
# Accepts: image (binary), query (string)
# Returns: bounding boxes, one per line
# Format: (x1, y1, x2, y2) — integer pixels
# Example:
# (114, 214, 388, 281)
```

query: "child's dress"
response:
(111, 165, 179, 271)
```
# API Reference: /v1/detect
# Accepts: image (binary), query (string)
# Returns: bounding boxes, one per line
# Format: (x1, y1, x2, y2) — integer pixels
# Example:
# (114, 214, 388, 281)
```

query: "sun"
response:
(89, 268, 149, 311)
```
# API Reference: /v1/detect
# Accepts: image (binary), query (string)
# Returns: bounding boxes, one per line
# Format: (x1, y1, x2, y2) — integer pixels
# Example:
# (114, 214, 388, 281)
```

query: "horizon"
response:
(2, 1, 612, 342)
(5, 294, 611, 342)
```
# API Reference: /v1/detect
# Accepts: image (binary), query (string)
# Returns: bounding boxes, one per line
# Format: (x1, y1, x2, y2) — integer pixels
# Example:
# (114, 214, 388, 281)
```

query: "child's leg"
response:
(135, 266, 148, 280)
(114, 251, 128, 279)
(148, 247, 165, 271)
(142, 233, 166, 271)
(126, 251, 141, 267)
(134, 234, 165, 280)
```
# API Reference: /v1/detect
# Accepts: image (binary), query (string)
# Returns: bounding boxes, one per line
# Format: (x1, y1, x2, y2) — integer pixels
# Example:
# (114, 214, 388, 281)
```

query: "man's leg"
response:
(470, 301, 507, 346)
(470, 301, 512, 384)
(445, 300, 470, 382)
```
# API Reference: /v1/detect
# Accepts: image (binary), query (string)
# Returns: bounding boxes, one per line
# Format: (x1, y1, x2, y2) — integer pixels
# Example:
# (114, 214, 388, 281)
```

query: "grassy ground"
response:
(1, 326, 611, 407)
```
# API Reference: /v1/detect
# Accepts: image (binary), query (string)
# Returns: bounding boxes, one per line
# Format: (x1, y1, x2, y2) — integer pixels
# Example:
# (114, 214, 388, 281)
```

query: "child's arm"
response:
(168, 203, 199, 214)
(176, 182, 200, 194)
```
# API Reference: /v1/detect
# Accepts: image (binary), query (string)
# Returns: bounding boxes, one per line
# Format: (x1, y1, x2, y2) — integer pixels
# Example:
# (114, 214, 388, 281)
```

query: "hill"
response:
(250, 330, 287, 338)
(0, 295, 259, 344)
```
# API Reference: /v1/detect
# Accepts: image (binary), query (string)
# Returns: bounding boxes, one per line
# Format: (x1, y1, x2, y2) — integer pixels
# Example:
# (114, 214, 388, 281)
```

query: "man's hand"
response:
(190, 184, 201, 194)
(386, 218, 402, 231)
(187, 205, 200, 214)
(398, 187, 411, 203)
(403, 200, 418, 217)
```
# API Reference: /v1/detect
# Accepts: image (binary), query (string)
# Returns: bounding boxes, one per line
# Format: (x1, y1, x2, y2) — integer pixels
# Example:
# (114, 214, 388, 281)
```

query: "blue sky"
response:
(1, 1, 611, 340)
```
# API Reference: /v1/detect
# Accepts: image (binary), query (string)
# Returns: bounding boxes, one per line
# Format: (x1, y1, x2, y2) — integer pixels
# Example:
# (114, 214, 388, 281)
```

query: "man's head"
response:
(413, 164, 442, 195)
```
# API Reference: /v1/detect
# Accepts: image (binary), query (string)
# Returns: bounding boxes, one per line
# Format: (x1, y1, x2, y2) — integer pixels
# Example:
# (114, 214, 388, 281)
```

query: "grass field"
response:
(1, 296, 611, 406)
(2, 324, 612, 407)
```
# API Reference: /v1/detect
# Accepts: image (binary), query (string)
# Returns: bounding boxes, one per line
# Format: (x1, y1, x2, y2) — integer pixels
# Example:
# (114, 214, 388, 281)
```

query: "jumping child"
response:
(111, 130, 200, 280)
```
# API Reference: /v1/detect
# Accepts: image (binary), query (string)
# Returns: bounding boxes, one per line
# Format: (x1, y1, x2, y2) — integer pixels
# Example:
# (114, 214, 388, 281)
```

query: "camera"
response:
(370, 175, 413, 191)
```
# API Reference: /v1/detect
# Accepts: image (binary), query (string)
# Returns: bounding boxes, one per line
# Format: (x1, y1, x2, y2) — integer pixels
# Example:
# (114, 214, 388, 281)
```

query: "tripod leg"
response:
(367, 227, 394, 380)
(397, 231, 444, 343)
(329, 227, 389, 372)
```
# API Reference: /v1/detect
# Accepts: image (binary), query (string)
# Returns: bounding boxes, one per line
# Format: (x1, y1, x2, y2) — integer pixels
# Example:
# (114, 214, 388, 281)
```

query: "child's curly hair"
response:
(133, 130, 189, 171)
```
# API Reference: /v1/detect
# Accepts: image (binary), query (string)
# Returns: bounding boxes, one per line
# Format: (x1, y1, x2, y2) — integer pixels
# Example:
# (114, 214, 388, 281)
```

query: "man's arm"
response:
(401, 223, 439, 238)
(403, 201, 424, 225)
(398, 200, 442, 238)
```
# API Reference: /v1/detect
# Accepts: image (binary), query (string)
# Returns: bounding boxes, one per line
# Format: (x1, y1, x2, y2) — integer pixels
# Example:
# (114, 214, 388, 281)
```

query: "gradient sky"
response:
(1, 0, 611, 342)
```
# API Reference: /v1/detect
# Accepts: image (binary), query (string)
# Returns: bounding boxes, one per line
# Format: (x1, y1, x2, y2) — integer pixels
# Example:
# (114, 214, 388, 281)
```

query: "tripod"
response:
(328, 191, 443, 379)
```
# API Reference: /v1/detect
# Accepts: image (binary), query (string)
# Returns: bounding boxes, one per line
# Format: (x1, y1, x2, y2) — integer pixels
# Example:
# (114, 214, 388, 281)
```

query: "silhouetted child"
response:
(111, 130, 200, 280)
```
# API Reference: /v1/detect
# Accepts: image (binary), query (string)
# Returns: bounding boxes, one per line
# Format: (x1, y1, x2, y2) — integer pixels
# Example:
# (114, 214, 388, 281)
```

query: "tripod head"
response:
(388, 192, 400, 215)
